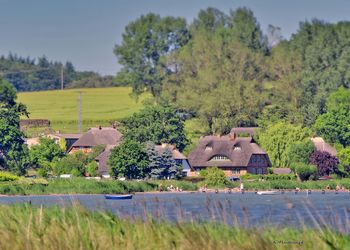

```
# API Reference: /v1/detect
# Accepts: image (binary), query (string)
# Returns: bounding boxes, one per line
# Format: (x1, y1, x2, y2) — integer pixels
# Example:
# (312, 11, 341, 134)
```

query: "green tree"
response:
(292, 163, 317, 181)
(0, 77, 30, 175)
(337, 147, 350, 175)
(30, 137, 65, 173)
(114, 13, 189, 97)
(121, 105, 189, 151)
(257, 122, 311, 167)
(108, 140, 149, 179)
(288, 140, 315, 165)
(314, 87, 350, 147)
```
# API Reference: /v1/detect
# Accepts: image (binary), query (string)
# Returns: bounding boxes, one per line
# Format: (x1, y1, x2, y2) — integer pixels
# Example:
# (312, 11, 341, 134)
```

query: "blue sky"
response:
(1, 0, 350, 75)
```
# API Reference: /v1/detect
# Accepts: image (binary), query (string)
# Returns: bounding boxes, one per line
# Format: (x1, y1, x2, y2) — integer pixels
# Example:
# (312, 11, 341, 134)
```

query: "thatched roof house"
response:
(188, 130, 271, 177)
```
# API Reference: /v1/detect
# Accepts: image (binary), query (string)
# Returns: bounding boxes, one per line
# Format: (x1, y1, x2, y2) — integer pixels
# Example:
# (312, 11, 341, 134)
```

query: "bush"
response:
(86, 161, 99, 177)
(200, 167, 228, 187)
(53, 152, 87, 176)
(294, 163, 317, 181)
(0, 172, 19, 181)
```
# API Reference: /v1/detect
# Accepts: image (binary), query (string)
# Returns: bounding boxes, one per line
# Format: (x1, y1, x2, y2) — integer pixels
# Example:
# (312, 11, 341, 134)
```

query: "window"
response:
(233, 146, 241, 151)
(205, 145, 213, 151)
(209, 155, 230, 161)
(232, 169, 240, 175)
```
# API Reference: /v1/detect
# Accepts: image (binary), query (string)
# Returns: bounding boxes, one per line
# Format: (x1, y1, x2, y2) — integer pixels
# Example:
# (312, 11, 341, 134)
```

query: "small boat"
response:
(257, 191, 280, 195)
(104, 194, 133, 200)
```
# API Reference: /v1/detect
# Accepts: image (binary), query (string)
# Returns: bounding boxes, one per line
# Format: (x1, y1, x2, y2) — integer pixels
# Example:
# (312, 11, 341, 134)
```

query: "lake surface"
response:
(1, 191, 349, 232)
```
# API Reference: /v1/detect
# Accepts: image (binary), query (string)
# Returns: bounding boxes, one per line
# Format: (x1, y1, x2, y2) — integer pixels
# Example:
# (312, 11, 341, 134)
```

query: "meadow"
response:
(18, 87, 150, 132)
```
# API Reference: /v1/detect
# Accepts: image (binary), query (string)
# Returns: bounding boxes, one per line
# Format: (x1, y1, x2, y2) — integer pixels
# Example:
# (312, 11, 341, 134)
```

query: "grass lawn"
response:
(18, 87, 150, 133)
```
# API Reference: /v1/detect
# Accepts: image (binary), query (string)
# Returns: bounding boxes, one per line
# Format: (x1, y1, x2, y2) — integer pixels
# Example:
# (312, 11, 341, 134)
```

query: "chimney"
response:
(229, 132, 236, 141)
(98, 125, 102, 130)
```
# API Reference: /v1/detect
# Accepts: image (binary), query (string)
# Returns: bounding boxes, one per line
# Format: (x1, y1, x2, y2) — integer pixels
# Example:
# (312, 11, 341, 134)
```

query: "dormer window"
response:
(233, 146, 241, 151)
(205, 145, 213, 151)
(209, 155, 230, 161)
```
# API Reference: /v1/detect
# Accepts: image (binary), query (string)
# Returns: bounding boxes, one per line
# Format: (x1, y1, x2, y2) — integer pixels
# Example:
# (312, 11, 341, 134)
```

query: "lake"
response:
(1, 191, 349, 232)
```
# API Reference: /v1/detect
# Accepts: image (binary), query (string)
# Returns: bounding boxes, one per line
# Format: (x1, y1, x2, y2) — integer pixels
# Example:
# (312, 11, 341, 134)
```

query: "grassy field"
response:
(0, 204, 348, 249)
(18, 87, 150, 133)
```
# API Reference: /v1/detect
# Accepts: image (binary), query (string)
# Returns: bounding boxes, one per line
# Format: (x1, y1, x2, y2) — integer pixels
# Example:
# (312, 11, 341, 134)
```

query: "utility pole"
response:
(61, 65, 64, 90)
(78, 92, 82, 133)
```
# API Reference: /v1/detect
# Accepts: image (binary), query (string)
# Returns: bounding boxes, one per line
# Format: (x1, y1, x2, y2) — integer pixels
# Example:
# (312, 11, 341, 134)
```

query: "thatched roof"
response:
(311, 137, 337, 156)
(71, 127, 122, 148)
(154, 144, 187, 160)
(188, 135, 269, 168)
(273, 168, 292, 174)
(230, 127, 259, 136)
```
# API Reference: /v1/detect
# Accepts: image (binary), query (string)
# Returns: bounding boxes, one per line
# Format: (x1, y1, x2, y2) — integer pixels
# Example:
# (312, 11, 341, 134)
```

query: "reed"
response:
(0, 203, 348, 250)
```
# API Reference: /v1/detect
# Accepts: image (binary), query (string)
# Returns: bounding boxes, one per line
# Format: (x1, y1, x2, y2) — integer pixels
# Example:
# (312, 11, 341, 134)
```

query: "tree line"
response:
(0, 54, 118, 91)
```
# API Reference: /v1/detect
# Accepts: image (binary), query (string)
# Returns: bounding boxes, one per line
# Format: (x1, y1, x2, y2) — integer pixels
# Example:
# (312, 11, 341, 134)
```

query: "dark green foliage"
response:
(114, 13, 189, 97)
(0, 54, 115, 91)
(0, 78, 30, 175)
(314, 87, 350, 147)
(108, 139, 150, 179)
(121, 105, 189, 151)
(288, 140, 315, 165)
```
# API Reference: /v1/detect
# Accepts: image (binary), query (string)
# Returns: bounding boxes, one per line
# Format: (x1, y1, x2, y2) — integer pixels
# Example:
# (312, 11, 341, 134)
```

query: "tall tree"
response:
(257, 122, 311, 167)
(314, 87, 350, 147)
(108, 139, 150, 179)
(114, 13, 189, 97)
(0, 77, 30, 175)
(121, 105, 189, 151)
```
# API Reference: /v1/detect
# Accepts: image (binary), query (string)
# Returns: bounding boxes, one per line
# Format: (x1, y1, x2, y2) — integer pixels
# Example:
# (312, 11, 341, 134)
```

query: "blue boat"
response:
(105, 194, 133, 200)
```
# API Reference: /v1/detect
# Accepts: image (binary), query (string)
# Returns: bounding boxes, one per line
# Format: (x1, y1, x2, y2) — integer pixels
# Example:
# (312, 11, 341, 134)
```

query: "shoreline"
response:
(0, 188, 349, 197)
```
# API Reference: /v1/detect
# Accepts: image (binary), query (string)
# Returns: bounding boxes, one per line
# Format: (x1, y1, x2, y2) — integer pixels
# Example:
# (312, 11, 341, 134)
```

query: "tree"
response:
(147, 143, 181, 179)
(108, 140, 149, 179)
(228, 7, 267, 53)
(337, 147, 350, 175)
(30, 137, 65, 174)
(0, 77, 30, 175)
(314, 87, 350, 147)
(114, 13, 189, 97)
(309, 150, 339, 176)
(257, 122, 311, 167)
(121, 105, 189, 151)
(288, 140, 315, 165)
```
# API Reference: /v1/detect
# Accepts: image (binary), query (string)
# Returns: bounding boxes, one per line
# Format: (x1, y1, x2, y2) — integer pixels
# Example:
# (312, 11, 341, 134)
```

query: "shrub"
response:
(294, 163, 317, 181)
(86, 161, 99, 177)
(0, 172, 19, 181)
(201, 167, 228, 186)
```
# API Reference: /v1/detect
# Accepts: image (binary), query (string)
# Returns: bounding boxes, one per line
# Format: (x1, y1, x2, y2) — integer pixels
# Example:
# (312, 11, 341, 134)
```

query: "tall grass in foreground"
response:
(0, 204, 348, 250)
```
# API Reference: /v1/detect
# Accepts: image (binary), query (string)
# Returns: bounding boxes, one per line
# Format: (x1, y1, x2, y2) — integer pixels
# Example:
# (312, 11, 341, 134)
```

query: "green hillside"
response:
(18, 87, 150, 133)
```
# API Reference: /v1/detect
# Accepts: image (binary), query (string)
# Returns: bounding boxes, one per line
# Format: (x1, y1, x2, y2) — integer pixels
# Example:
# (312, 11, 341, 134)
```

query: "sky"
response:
(1, 0, 350, 75)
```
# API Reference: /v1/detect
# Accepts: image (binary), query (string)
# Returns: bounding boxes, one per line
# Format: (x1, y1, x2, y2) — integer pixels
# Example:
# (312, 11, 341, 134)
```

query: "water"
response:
(0, 191, 349, 232)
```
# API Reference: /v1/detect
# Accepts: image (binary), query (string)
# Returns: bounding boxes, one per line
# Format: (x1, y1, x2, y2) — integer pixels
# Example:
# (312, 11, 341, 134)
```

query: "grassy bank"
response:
(0, 178, 198, 195)
(1, 178, 350, 195)
(0, 204, 348, 250)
